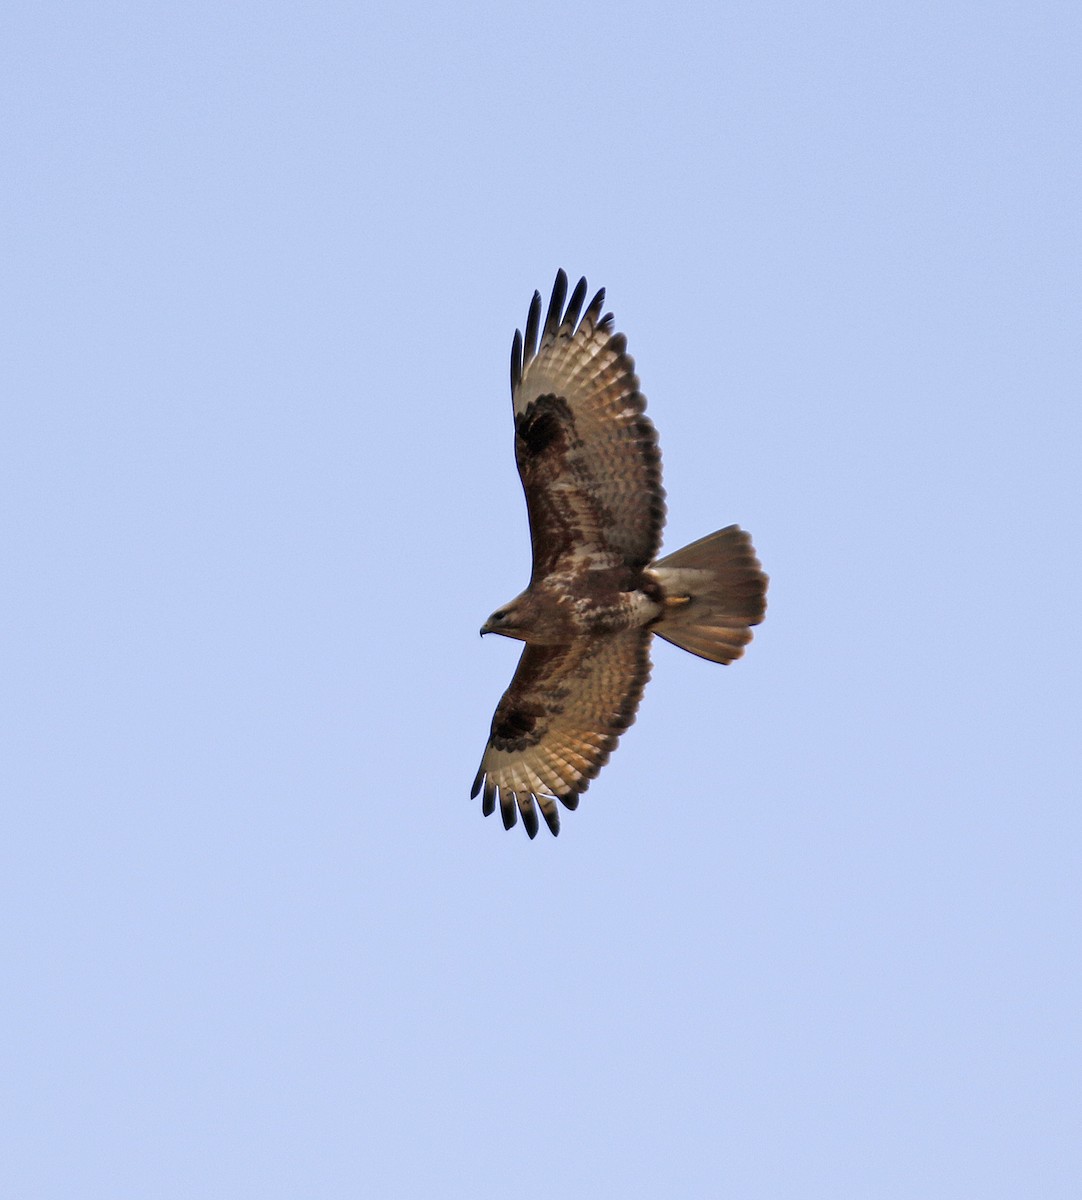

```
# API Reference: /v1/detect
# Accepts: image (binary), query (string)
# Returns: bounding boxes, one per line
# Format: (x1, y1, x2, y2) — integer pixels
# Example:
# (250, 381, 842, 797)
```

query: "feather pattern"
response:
(472, 631, 652, 838)
(511, 270, 666, 578)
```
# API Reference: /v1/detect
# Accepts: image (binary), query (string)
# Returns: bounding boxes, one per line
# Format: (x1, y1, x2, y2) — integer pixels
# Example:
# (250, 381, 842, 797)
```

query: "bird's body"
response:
(474, 272, 767, 838)
(482, 566, 662, 643)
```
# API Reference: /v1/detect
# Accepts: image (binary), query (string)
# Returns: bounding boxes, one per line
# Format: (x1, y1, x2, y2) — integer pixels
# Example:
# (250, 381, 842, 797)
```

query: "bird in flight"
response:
(473, 271, 767, 837)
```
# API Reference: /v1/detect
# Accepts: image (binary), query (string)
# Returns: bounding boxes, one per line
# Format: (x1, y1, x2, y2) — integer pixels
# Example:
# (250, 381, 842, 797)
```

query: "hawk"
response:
(473, 271, 767, 837)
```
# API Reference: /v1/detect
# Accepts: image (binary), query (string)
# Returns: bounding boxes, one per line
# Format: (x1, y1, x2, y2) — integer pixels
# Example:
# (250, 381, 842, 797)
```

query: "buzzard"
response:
(473, 271, 767, 837)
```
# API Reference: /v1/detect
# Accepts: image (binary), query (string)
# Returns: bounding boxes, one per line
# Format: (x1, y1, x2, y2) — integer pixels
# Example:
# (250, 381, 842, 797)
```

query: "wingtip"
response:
(510, 328, 523, 392)
(539, 800, 561, 837)
(562, 275, 588, 333)
(523, 289, 542, 367)
(475, 777, 570, 839)
(545, 270, 568, 338)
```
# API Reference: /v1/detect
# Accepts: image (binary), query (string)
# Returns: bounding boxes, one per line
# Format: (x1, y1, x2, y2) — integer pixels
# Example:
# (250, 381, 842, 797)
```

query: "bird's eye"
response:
(491, 610, 507, 622)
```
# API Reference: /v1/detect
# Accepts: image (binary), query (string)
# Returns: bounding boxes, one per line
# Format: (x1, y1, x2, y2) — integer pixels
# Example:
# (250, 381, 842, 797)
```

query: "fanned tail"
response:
(650, 526, 767, 664)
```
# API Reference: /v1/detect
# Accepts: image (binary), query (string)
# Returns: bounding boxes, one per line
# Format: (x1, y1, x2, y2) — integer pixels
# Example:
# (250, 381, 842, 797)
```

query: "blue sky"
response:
(3, 2, 1080, 1196)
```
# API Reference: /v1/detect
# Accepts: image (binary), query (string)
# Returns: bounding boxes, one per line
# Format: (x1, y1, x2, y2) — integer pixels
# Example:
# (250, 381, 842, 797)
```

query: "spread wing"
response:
(471, 630, 652, 838)
(511, 270, 666, 580)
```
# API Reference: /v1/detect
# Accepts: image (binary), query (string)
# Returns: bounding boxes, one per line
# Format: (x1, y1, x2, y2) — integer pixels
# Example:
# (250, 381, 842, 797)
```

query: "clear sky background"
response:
(3, 2, 1080, 1197)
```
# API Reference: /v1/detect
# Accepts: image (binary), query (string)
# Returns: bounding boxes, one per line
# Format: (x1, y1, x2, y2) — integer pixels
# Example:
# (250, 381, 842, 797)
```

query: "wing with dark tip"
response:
(510, 270, 666, 580)
(472, 631, 652, 838)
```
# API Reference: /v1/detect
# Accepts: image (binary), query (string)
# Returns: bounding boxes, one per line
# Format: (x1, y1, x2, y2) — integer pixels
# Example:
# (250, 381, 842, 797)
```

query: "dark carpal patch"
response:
(492, 706, 539, 743)
(516, 394, 576, 460)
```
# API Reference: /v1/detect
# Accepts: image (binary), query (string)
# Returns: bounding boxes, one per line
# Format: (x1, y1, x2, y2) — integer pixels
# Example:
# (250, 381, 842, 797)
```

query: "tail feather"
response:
(650, 526, 767, 664)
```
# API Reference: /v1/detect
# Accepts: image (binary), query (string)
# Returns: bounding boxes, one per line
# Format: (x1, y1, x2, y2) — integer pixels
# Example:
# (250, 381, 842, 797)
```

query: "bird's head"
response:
(480, 597, 529, 640)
